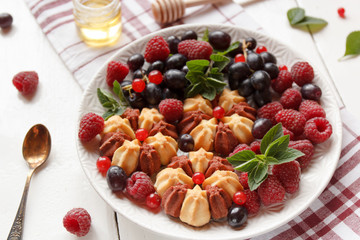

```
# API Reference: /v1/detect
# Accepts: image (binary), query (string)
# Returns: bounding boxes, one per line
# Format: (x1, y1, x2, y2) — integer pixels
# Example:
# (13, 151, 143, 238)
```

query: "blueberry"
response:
(143, 83, 162, 105)
(167, 35, 180, 54)
(181, 30, 197, 41)
(166, 54, 188, 70)
(208, 30, 231, 51)
(245, 37, 257, 50)
(252, 118, 273, 139)
(228, 62, 251, 90)
(106, 166, 127, 192)
(163, 69, 187, 90)
(247, 53, 264, 71)
(250, 70, 271, 91)
(301, 83, 322, 101)
(238, 78, 255, 97)
(227, 205, 248, 228)
(263, 62, 280, 79)
(127, 54, 144, 72)
(260, 52, 277, 64)
(178, 134, 194, 152)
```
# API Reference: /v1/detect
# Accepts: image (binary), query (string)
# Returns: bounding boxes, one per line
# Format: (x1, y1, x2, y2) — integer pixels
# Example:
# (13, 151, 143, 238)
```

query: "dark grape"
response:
(162, 88, 179, 99)
(254, 89, 272, 107)
(128, 93, 147, 109)
(178, 134, 194, 152)
(167, 35, 180, 54)
(0, 13, 13, 29)
(121, 80, 133, 97)
(222, 57, 234, 74)
(106, 166, 127, 192)
(143, 83, 162, 105)
(127, 54, 144, 72)
(208, 30, 231, 51)
(260, 52, 277, 64)
(228, 62, 251, 90)
(227, 205, 248, 228)
(181, 30, 197, 41)
(252, 118, 273, 139)
(166, 54, 188, 70)
(246, 95, 258, 109)
(163, 69, 187, 90)
(263, 62, 280, 79)
(147, 60, 165, 74)
(133, 69, 144, 79)
(181, 65, 189, 74)
(227, 42, 243, 58)
(247, 53, 264, 71)
(301, 83, 322, 101)
(238, 78, 255, 97)
(245, 37, 257, 50)
(250, 70, 271, 91)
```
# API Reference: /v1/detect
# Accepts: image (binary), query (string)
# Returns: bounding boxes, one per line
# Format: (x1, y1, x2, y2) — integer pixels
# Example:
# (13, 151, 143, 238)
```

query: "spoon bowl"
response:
(7, 124, 51, 240)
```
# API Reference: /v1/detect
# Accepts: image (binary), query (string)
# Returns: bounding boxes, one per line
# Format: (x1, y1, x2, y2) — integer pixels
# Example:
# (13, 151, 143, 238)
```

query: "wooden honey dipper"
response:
(152, 0, 231, 24)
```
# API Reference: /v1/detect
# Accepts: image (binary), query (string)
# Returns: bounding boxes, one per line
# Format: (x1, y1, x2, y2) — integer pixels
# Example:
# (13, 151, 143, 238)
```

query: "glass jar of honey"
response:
(73, 0, 122, 47)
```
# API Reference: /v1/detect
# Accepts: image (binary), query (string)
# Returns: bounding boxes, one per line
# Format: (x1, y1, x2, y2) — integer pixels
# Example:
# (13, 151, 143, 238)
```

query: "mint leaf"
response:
(265, 135, 290, 157)
(97, 88, 119, 109)
(185, 71, 205, 84)
(201, 85, 217, 100)
(343, 31, 360, 58)
(254, 163, 268, 184)
(103, 109, 116, 120)
(217, 41, 240, 56)
(202, 28, 209, 42)
(206, 77, 227, 89)
(210, 54, 230, 72)
(227, 150, 256, 164)
(113, 80, 128, 105)
(273, 148, 304, 164)
(234, 158, 258, 172)
(287, 7, 305, 25)
(248, 169, 268, 191)
(186, 60, 209, 72)
(260, 123, 283, 154)
(266, 156, 279, 164)
(186, 82, 202, 97)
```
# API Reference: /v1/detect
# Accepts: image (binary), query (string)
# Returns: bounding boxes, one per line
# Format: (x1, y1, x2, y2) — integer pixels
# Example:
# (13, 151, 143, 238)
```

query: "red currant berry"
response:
(192, 172, 205, 185)
(213, 106, 225, 119)
(256, 46, 267, 54)
(132, 78, 146, 92)
(278, 64, 288, 71)
(234, 54, 246, 63)
(146, 193, 161, 209)
(233, 191, 247, 205)
(135, 128, 148, 141)
(96, 156, 111, 175)
(148, 70, 163, 85)
(337, 7, 345, 18)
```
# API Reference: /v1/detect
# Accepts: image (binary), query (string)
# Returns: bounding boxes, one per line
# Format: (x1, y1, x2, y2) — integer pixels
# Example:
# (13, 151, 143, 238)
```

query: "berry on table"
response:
(132, 78, 146, 93)
(159, 98, 183, 123)
(106, 165, 128, 191)
(213, 106, 225, 119)
(291, 61, 314, 87)
(227, 205, 248, 228)
(106, 61, 129, 87)
(0, 13, 13, 29)
(178, 39, 213, 60)
(233, 191, 247, 205)
(144, 36, 170, 63)
(256, 46, 267, 54)
(178, 134, 195, 152)
(12, 71, 39, 96)
(192, 172, 205, 185)
(63, 208, 91, 237)
(136, 128, 149, 141)
(257, 175, 285, 206)
(234, 53, 246, 63)
(280, 88, 302, 110)
(337, 7, 345, 18)
(126, 171, 155, 201)
(146, 193, 161, 209)
(96, 156, 111, 175)
(78, 112, 104, 142)
(272, 160, 301, 194)
(148, 70, 163, 84)
(304, 117, 333, 144)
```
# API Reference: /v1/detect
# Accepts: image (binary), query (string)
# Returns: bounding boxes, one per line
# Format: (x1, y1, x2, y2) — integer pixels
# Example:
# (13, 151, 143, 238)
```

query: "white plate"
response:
(76, 24, 342, 240)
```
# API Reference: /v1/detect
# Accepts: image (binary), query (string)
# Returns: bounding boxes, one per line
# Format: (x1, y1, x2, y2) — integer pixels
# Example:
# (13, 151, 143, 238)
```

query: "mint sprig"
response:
(227, 123, 304, 191)
(185, 54, 229, 101)
(287, 7, 327, 32)
(97, 80, 129, 120)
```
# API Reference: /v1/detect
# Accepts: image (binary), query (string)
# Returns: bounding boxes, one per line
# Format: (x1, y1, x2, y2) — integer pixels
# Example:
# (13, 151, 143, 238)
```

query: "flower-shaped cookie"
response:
(183, 94, 213, 116)
(218, 88, 245, 112)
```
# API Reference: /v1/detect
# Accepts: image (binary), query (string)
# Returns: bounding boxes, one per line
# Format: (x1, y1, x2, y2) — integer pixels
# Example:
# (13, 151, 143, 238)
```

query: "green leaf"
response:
(113, 80, 129, 106)
(294, 16, 327, 30)
(210, 54, 230, 72)
(97, 88, 119, 109)
(343, 31, 360, 57)
(248, 169, 268, 191)
(186, 60, 209, 72)
(266, 156, 280, 164)
(260, 123, 283, 154)
(265, 135, 290, 157)
(202, 28, 209, 42)
(234, 158, 258, 172)
(201, 85, 217, 100)
(113, 80, 121, 96)
(227, 150, 256, 164)
(185, 71, 206, 84)
(206, 77, 227, 89)
(217, 41, 240, 56)
(186, 82, 202, 98)
(102, 109, 116, 120)
(287, 7, 305, 25)
(273, 148, 305, 164)
(254, 163, 268, 184)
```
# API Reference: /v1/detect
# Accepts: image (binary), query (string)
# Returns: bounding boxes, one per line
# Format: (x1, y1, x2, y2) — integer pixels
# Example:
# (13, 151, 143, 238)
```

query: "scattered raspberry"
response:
(304, 117, 333, 144)
(275, 109, 306, 135)
(282, 126, 295, 140)
(78, 113, 104, 142)
(238, 172, 249, 189)
(257, 101, 283, 125)
(257, 175, 285, 206)
(291, 62, 314, 87)
(271, 70, 293, 94)
(158, 98, 183, 123)
(12, 71, 39, 96)
(178, 40, 213, 60)
(280, 88, 302, 110)
(126, 171, 155, 201)
(229, 143, 251, 157)
(144, 36, 170, 63)
(250, 140, 261, 154)
(243, 189, 261, 215)
(337, 7, 345, 18)
(272, 160, 301, 194)
(299, 100, 326, 120)
(106, 61, 129, 87)
(63, 208, 91, 237)
(288, 140, 314, 169)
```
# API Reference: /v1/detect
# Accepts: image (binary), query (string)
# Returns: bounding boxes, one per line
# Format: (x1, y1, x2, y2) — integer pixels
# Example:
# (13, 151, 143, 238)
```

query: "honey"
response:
(73, 0, 122, 47)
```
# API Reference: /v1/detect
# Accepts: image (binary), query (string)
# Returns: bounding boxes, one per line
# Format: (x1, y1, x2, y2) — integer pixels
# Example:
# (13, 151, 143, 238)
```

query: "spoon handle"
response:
(7, 169, 35, 240)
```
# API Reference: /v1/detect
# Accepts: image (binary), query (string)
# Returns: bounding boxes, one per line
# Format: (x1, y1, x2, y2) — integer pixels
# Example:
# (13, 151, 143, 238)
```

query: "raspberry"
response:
(178, 40, 213, 60)
(304, 117, 332, 144)
(78, 113, 104, 142)
(126, 171, 155, 201)
(243, 189, 261, 215)
(257, 101, 283, 125)
(229, 143, 251, 157)
(257, 175, 285, 206)
(288, 140, 314, 169)
(271, 70, 293, 94)
(12, 71, 39, 96)
(299, 100, 326, 120)
(275, 109, 306, 135)
(144, 36, 170, 63)
(106, 61, 129, 87)
(158, 98, 183, 123)
(249, 140, 261, 154)
(291, 61, 314, 87)
(280, 88, 302, 110)
(272, 160, 301, 194)
(63, 208, 91, 237)
(282, 126, 295, 140)
(238, 172, 249, 189)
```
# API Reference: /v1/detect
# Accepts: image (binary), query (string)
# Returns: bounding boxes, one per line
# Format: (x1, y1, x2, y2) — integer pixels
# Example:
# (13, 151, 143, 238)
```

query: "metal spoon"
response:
(7, 124, 51, 240)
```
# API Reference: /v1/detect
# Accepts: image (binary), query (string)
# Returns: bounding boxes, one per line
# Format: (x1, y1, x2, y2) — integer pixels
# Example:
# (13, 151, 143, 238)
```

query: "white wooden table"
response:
(0, 0, 359, 239)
